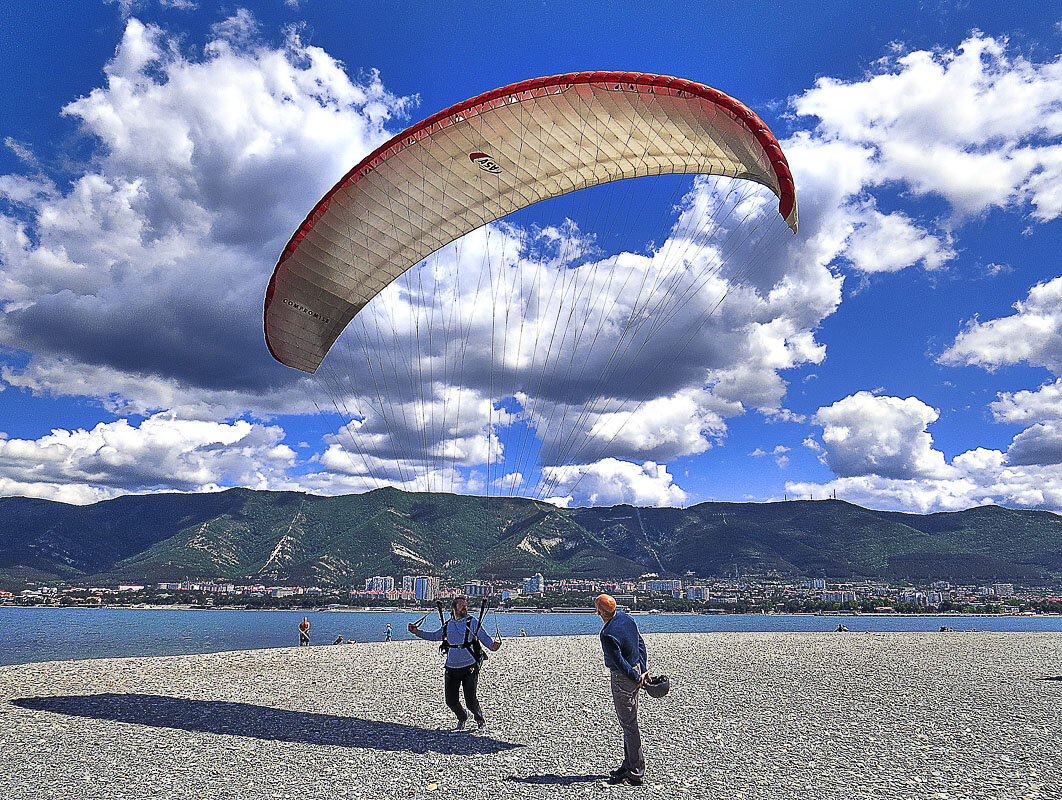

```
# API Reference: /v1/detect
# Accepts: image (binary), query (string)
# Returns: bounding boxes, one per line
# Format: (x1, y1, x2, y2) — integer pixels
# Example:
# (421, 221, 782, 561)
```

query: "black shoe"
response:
(607, 768, 628, 784)
(626, 775, 644, 786)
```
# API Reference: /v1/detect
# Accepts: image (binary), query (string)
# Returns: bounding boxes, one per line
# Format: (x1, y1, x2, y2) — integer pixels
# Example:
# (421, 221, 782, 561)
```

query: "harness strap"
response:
(437, 601, 449, 654)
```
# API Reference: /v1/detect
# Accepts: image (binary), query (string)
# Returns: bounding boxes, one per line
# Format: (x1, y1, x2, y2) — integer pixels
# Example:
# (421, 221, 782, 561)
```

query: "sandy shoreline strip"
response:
(2, 632, 1061, 799)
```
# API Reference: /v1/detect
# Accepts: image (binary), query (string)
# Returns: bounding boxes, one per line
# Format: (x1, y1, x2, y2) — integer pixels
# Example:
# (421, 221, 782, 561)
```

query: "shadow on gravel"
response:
(1038, 676, 1062, 681)
(12, 693, 522, 755)
(507, 774, 607, 785)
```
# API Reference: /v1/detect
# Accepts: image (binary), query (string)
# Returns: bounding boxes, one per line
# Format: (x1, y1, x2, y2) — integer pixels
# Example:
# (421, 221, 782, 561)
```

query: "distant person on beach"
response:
(298, 617, 310, 646)
(333, 634, 344, 645)
(836, 624, 849, 632)
(521, 629, 527, 637)
(408, 596, 501, 731)
(385, 623, 393, 642)
(595, 593, 648, 786)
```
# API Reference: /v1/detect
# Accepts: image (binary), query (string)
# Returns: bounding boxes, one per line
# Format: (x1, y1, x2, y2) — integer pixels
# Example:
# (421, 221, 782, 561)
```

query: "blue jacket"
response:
(600, 612, 647, 682)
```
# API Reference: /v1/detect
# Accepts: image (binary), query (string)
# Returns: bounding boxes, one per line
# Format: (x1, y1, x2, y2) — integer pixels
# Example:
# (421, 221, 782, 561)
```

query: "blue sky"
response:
(0, 1, 1059, 512)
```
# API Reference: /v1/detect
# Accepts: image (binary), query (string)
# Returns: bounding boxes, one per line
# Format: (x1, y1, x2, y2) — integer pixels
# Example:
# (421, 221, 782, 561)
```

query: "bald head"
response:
(595, 594, 617, 620)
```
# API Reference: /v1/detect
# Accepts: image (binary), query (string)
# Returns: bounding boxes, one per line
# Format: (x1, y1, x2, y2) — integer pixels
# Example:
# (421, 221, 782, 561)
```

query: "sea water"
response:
(3, 607, 1062, 667)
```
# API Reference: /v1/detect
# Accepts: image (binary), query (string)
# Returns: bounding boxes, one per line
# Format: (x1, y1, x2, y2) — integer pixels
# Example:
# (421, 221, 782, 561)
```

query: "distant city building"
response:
(561, 581, 596, 593)
(117, 584, 145, 592)
(644, 579, 682, 593)
(402, 576, 417, 593)
(193, 583, 237, 594)
(463, 581, 491, 597)
(523, 573, 545, 595)
(900, 591, 931, 607)
(365, 576, 395, 593)
(992, 583, 1014, 597)
(613, 594, 636, 608)
(686, 586, 710, 601)
(823, 591, 857, 603)
(356, 588, 400, 601)
(810, 579, 827, 590)
(414, 576, 440, 602)
(861, 583, 889, 596)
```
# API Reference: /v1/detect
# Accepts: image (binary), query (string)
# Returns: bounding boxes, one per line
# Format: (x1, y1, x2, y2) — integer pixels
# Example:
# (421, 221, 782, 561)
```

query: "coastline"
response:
(5, 603, 1062, 617)
(2, 632, 1060, 799)
(8, 606, 1062, 670)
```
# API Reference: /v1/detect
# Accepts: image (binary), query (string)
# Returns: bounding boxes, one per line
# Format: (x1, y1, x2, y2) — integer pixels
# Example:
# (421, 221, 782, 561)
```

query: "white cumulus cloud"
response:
(1005, 421, 1062, 467)
(842, 204, 956, 273)
(0, 413, 296, 504)
(940, 276, 1062, 373)
(792, 33, 1062, 221)
(0, 14, 414, 401)
(541, 459, 688, 508)
(809, 392, 952, 480)
(786, 459, 1062, 513)
(792, 394, 1062, 511)
(991, 378, 1062, 425)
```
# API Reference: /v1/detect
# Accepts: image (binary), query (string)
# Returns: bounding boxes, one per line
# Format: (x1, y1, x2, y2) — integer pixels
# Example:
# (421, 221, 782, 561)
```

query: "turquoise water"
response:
(2, 607, 1061, 667)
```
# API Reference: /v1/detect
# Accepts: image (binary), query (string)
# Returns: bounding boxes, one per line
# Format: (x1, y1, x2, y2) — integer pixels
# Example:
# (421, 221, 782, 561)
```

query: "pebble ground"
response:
(2, 631, 1061, 799)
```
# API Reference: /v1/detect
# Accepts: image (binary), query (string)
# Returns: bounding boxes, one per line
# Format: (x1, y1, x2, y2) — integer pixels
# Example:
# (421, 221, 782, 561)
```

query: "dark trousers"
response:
(610, 670, 645, 779)
(298, 632, 310, 646)
(444, 665, 483, 723)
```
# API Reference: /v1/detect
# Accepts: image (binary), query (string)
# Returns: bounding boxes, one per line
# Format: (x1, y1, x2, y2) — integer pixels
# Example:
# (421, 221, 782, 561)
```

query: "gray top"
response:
(413, 616, 495, 669)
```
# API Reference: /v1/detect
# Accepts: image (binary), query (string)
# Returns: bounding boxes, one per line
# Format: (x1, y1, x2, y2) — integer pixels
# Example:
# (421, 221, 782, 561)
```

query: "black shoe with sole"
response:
(607, 768, 628, 784)
(626, 775, 644, 786)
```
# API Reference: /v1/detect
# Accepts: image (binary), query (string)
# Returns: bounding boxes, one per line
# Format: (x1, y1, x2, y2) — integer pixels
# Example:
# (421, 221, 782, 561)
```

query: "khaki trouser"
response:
(610, 669, 645, 779)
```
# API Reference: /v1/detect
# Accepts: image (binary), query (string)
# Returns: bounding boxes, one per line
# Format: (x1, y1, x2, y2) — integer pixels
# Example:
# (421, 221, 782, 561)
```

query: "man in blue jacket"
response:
(595, 593, 648, 785)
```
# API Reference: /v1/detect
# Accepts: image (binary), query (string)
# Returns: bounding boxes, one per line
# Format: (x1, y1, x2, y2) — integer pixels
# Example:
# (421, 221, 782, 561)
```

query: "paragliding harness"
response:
(436, 598, 491, 671)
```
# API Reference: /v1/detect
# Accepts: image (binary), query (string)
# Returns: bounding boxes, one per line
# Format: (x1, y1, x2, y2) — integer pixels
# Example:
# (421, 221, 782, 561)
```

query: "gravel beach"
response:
(2, 631, 1060, 799)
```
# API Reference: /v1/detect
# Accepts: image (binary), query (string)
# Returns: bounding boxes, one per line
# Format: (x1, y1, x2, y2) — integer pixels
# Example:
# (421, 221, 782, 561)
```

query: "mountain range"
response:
(2, 487, 1061, 588)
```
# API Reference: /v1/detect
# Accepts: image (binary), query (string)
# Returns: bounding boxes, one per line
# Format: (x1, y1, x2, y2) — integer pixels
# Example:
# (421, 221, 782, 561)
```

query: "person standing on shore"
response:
(298, 616, 310, 647)
(385, 623, 393, 642)
(408, 596, 501, 731)
(595, 593, 648, 786)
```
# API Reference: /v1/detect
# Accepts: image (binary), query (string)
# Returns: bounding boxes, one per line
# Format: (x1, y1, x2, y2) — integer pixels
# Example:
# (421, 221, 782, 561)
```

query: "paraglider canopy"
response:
(264, 72, 798, 374)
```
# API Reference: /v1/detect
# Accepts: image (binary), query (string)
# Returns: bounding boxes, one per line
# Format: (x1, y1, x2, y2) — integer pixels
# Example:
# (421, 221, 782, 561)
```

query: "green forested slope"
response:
(1, 490, 1060, 586)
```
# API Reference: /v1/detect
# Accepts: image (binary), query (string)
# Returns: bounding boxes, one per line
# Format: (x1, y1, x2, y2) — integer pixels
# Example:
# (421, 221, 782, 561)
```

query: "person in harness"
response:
(408, 596, 501, 731)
